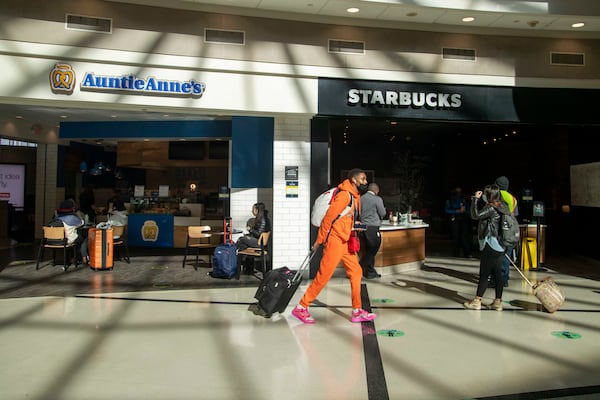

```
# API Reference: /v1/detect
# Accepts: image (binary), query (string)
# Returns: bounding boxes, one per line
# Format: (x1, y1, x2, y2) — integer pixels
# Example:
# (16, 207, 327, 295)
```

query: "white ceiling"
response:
(2, 0, 600, 144)
(110, 0, 600, 35)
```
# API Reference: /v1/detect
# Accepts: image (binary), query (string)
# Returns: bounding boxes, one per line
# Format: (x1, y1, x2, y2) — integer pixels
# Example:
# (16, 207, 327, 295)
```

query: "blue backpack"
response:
(210, 242, 238, 279)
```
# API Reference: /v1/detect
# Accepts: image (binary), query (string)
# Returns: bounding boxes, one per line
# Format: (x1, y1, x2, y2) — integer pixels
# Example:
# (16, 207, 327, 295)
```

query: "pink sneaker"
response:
(292, 306, 315, 324)
(351, 308, 377, 323)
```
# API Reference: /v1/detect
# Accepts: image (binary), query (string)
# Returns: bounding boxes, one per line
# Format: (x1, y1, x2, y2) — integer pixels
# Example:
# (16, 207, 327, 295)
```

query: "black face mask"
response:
(358, 183, 369, 194)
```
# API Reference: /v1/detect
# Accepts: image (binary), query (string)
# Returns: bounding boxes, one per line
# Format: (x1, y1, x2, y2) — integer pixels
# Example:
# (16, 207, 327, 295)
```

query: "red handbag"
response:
(348, 230, 361, 253)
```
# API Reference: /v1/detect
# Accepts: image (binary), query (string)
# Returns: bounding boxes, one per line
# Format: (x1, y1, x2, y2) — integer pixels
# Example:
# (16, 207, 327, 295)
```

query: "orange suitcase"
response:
(88, 228, 114, 270)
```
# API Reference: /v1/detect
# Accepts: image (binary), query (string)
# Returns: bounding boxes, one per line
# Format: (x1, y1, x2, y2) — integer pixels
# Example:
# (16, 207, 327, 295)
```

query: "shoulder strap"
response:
(323, 190, 353, 244)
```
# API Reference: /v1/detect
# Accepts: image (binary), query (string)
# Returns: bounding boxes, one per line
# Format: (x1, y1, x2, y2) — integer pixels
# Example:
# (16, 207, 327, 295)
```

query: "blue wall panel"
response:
(231, 117, 273, 188)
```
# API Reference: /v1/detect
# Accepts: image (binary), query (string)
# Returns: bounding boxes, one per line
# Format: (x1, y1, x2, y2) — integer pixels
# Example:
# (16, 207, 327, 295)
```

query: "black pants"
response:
(359, 226, 381, 276)
(476, 243, 505, 299)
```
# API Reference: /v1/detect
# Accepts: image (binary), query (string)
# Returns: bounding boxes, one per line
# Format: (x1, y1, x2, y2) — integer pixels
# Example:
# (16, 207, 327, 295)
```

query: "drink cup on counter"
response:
(391, 215, 398, 225)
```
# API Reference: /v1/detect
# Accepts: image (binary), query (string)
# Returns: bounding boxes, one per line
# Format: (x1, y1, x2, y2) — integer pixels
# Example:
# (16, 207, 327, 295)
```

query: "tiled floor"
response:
(1, 238, 599, 400)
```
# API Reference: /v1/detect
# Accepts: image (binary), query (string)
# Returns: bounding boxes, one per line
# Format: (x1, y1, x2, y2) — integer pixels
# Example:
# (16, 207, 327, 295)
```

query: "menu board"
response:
(570, 162, 600, 207)
(0, 164, 25, 207)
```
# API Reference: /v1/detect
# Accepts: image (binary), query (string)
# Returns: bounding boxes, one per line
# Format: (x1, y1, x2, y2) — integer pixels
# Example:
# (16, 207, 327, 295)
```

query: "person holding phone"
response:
(463, 185, 510, 311)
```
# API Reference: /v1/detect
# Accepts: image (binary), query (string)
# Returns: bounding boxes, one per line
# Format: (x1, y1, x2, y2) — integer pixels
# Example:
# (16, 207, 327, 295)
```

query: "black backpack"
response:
(498, 212, 520, 249)
(48, 218, 64, 228)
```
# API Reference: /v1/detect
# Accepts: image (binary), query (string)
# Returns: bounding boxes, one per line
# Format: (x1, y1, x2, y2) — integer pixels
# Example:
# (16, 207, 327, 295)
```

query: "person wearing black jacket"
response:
(463, 184, 511, 311)
(236, 202, 271, 251)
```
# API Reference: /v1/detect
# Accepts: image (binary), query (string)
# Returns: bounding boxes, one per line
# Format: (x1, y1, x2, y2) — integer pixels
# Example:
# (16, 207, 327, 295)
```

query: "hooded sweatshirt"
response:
(316, 179, 360, 245)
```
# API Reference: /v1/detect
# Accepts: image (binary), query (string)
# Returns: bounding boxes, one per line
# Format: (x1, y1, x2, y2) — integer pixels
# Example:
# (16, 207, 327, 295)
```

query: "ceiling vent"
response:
(442, 47, 476, 61)
(550, 52, 585, 66)
(328, 39, 365, 55)
(204, 29, 245, 45)
(65, 14, 112, 33)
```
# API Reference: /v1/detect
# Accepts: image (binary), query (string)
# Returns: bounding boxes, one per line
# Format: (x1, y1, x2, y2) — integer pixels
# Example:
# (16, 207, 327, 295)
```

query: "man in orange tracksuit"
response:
(292, 169, 377, 324)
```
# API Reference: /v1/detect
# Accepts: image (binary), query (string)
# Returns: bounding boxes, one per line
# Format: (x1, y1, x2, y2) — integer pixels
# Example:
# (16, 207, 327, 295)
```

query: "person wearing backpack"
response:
(463, 184, 510, 311)
(292, 168, 377, 324)
(493, 176, 519, 288)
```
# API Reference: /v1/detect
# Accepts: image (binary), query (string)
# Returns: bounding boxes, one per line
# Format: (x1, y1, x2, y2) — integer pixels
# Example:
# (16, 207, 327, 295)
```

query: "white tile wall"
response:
(229, 116, 311, 268)
(272, 116, 312, 268)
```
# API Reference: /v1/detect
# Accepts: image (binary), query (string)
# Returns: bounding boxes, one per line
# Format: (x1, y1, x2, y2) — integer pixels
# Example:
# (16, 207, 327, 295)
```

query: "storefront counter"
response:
(128, 214, 220, 248)
(128, 214, 175, 247)
(374, 221, 429, 273)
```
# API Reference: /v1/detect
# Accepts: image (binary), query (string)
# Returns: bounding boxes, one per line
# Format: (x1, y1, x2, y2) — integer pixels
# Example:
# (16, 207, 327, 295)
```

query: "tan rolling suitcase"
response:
(505, 254, 564, 313)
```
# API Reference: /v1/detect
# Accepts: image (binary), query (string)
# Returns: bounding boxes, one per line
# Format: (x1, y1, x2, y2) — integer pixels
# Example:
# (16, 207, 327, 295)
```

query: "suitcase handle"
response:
(292, 250, 316, 283)
(504, 253, 534, 288)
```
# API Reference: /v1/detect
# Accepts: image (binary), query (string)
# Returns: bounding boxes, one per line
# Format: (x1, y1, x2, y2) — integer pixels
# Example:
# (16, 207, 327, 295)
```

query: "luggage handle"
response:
(292, 250, 316, 283)
(504, 253, 534, 288)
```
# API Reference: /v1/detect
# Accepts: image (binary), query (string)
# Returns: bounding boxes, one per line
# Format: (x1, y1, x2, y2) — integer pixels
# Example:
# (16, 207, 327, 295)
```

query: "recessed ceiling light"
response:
(60, 115, 68, 119)
(462, 16, 475, 23)
(110, 115, 117, 118)
(347, 7, 360, 14)
(572, 22, 585, 28)
(15, 115, 23, 119)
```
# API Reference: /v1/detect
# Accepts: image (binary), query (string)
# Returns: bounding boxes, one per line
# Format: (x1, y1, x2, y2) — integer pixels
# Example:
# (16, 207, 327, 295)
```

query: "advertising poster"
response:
(0, 164, 25, 207)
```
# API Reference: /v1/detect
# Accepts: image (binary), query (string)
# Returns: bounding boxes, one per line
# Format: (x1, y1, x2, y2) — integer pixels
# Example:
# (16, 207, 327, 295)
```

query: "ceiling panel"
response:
(434, 10, 504, 28)
(375, 6, 447, 24)
(257, 0, 329, 15)
(490, 14, 560, 30)
(318, 0, 390, 19)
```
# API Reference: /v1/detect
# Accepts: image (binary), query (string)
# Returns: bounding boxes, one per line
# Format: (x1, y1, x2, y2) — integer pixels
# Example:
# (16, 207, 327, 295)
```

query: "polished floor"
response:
(1, 236, 599, 400)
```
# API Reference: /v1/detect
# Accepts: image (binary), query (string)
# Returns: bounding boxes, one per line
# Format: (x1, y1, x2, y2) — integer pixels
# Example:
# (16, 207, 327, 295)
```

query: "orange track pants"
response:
(299, 234, 363, 309)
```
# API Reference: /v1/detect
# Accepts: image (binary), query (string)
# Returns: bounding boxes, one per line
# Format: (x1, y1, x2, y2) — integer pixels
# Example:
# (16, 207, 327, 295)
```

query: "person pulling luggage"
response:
(292, 168, 377, 324)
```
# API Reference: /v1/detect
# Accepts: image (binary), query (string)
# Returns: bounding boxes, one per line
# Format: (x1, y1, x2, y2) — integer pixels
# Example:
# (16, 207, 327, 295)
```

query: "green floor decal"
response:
(377, 329, 405, 337)
(551, 331, 582, 339)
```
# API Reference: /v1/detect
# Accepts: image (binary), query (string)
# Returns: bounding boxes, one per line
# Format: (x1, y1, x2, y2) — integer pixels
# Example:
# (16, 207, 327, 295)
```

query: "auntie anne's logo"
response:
(50, 63, 76, 95)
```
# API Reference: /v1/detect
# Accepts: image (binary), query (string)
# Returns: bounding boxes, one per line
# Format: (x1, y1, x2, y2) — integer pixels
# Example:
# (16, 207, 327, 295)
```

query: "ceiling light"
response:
(60, 115, 68, 119)
(571, 22, 585, 28)
(346, 7, 360, 14)
(462, 16, 475, 23)
(15, 115, 23, 119)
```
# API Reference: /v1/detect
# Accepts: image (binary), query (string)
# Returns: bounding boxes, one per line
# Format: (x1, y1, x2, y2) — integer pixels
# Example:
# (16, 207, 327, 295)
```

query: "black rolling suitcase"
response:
(254, 250, 314, 318)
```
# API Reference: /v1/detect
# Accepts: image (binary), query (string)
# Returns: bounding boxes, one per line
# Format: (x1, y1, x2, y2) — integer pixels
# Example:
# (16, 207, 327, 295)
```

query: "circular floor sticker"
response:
(372, 298, 395, 304)
(551, 331, 582, 339)
(377, 329, 405, 337)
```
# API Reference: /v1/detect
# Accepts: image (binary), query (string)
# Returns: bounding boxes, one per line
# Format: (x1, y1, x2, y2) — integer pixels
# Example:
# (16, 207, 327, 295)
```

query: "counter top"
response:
(379, 221, 429, 231)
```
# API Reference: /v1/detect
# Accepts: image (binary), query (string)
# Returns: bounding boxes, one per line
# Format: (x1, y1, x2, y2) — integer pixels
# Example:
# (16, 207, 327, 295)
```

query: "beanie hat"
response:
(57, 200, 75, 215)
(495, 176, 509, 191)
